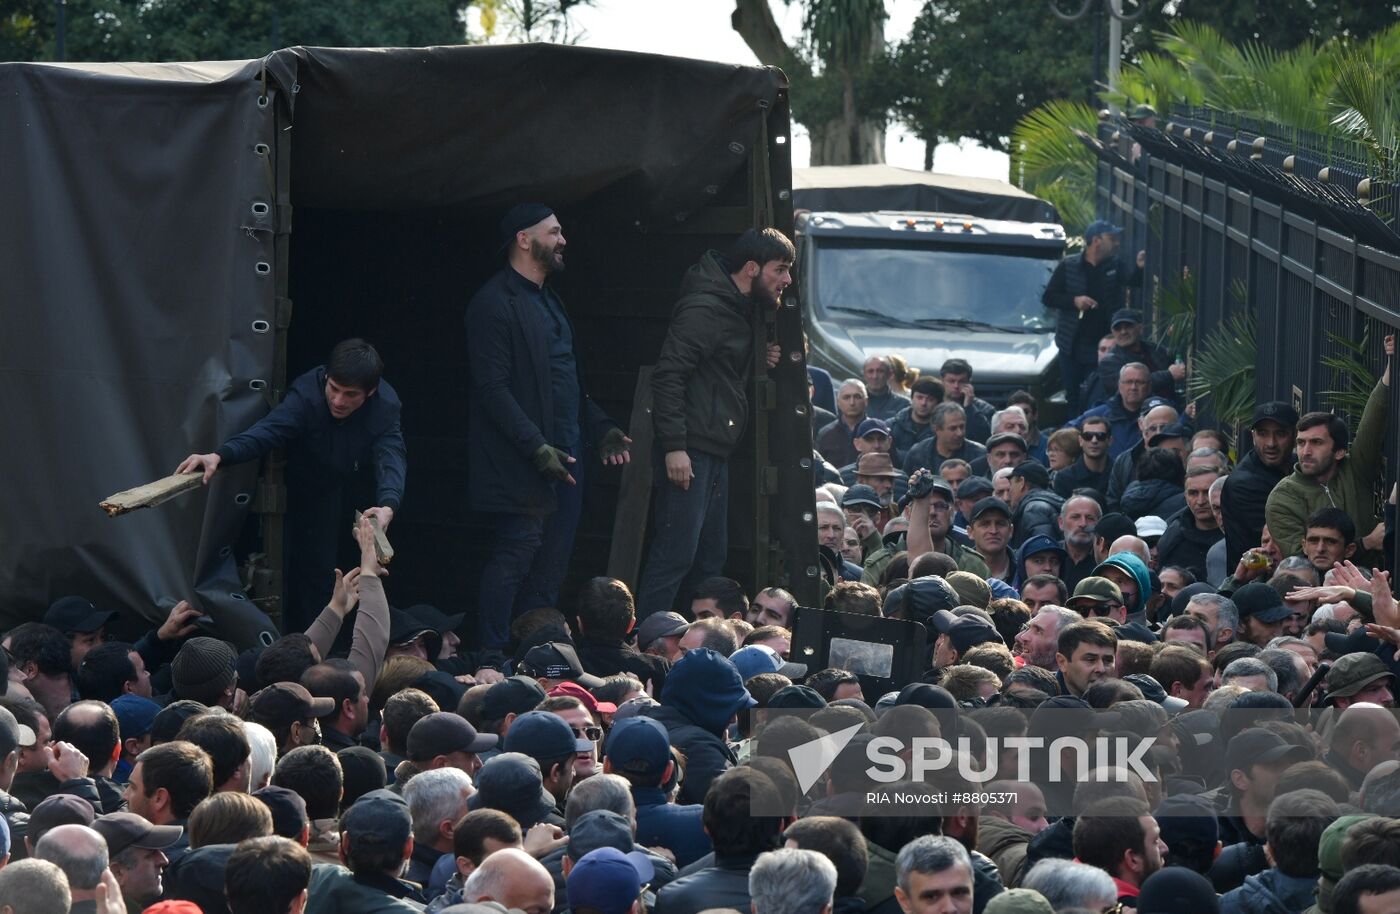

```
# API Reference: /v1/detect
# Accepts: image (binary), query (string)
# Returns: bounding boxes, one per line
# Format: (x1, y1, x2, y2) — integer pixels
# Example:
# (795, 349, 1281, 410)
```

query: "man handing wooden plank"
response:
(176, 338, 406, 631)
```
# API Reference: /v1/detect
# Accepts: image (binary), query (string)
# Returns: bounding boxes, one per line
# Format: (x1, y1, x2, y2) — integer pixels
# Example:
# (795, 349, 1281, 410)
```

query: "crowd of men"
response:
(6, 216, 1400, 914)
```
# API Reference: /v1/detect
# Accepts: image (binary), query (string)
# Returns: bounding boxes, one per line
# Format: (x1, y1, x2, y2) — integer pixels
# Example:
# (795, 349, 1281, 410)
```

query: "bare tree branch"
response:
(731, 0, 791, 66)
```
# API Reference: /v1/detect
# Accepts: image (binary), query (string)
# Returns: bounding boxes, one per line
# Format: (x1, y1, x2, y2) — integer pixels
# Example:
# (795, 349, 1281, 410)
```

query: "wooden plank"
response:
(100, 472, 203, 517)
(607, 367, 655, 589)
(353, 511, 396, 566)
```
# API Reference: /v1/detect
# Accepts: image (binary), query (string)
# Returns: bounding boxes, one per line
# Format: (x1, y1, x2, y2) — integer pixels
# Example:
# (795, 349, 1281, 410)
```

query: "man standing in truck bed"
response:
(635, 228, 794, 618)
(177, 338, 405, 630)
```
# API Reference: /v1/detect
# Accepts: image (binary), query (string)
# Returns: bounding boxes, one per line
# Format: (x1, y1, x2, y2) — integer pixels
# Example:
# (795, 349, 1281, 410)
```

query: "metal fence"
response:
(1093, 109, 1400, 539)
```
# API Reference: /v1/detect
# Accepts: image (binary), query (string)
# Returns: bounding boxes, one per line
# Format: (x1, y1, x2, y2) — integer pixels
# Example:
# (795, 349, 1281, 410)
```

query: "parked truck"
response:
(794, 165, 1067, 416)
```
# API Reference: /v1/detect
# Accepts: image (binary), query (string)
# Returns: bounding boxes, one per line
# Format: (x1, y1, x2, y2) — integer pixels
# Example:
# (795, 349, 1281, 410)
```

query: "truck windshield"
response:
(812, 240, 1057, 332)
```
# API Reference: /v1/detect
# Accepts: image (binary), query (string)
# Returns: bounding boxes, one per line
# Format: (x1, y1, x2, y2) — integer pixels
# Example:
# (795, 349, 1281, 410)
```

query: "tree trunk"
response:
(732, 0, 885, 165)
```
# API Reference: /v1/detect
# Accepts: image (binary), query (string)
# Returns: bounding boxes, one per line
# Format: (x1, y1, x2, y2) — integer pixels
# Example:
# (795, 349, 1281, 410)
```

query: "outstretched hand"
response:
(329, 567, 363, 618)
(354, 516, 386, 577)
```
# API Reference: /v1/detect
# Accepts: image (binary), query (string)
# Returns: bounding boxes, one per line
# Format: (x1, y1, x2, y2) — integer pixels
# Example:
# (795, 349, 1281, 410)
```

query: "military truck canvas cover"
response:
(793, 164, 1059, 224)
(0, 45, 798, 641)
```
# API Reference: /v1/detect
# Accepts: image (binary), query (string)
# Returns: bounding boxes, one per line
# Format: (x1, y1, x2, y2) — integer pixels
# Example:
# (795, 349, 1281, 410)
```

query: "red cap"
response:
(549, 681, 617, 714)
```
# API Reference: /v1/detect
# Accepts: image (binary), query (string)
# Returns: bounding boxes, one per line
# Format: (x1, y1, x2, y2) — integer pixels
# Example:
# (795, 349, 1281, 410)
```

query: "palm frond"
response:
(1153, 272, 1197, 360)
(1010, 99, 1100, 236)
(1319, 327, 1378, 420)
(1187, 311, 1257, 429)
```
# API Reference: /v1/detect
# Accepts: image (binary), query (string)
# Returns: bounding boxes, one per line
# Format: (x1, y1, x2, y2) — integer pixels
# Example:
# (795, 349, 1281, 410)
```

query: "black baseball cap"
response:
(1225, 727, 1311, 775)
(92, 812, 183, 857)
(969, 497, 1012, 522)
(1233, 582, 1291, 623)
(929, 610, 1003, 654)
(1148, 422, 1191, 446)
(253, 785, 309, 839)
(1251, 401, 1300, 430)
(341, 790, 412, 847)
(406, 712, 498, 761)
(518, 642, 605, 689)
(1009, 461, 1049, 488)
(956, 477, 994, 502)
(502, 709, 593, 759)
(842, 484, 884, 511)
(984, 432, 1028, 453)
(45, 596, 118, 633)
(28, 794, 95, 845)
(248, 682, 336, 728)
(481, 675, 549, 722)
(406, 603, 466, 635)
(1111, 308, 1143, 328)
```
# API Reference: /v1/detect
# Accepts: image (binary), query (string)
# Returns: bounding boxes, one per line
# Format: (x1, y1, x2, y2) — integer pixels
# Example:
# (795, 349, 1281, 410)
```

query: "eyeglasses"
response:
(572, 725, 604, 743)
(1085, 602, 1123, 617)
(1080, 431, 1109, 442)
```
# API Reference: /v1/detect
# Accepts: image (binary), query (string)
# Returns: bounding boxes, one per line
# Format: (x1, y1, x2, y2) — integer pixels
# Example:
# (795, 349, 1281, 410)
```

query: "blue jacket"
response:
(1218, 868, 1318, 914)
(1066, 395, 1142, 460)
(633, 786, 712, 869)
(216, 366, 406, 509)
(465, 267, 616, 515)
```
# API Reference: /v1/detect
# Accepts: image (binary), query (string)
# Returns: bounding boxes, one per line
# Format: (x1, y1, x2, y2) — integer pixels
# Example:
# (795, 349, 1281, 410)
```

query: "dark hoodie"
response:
(651, 251, 757, 458)
(1013, 535, 1068, 589)
(1010, 488, 1065, 549)
(1156, 506, 1223, 583)
(1119, 478, 1187, 521)
(643, 648, 756, 806)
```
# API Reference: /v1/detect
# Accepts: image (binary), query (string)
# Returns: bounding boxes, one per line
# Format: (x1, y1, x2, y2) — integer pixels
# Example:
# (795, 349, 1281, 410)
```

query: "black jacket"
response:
(1096, 338, 1177, 407)
(1105, 441, 1146, 511)
(653, 853, 758, 914)
(1156, 507, 1224, 581)
(217, 366, 406, 509)
(642, 704, 736, 808)
(652, 251, 758, 458)
(1043, 252, 1143, 357)
(903, 436, 986, 475)
(866, 389, 910, 422)
(1010, 489, 1065, 549)
(1221, 449, 1289, 570)
(888, 406, 933, 462)
(1120, 478, 1187, 521)
(573, 636, 671, 694)
(1053, 456, 1112, 501)
(10, 770, 120, 814)
(465, 267, 616, 515)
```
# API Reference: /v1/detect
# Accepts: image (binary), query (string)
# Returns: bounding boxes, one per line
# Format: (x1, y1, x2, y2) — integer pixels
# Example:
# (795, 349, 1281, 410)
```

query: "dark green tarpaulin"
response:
(0, 45, 789, 644)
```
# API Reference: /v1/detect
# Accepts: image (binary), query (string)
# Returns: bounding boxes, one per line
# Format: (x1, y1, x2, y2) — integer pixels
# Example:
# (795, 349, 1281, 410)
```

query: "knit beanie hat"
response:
(171, 637, 237, 703)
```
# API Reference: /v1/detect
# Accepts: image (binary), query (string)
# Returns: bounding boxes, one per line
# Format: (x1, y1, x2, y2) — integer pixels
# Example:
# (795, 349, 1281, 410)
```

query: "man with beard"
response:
(1267, 334, 1392, 560)
(466, 204, 632, 650)
(636, 228, 794, 617)
(1221, 402, 1298, 569)
(1058, 495, 1101, 591)
(1014, 606, 1081, 671)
